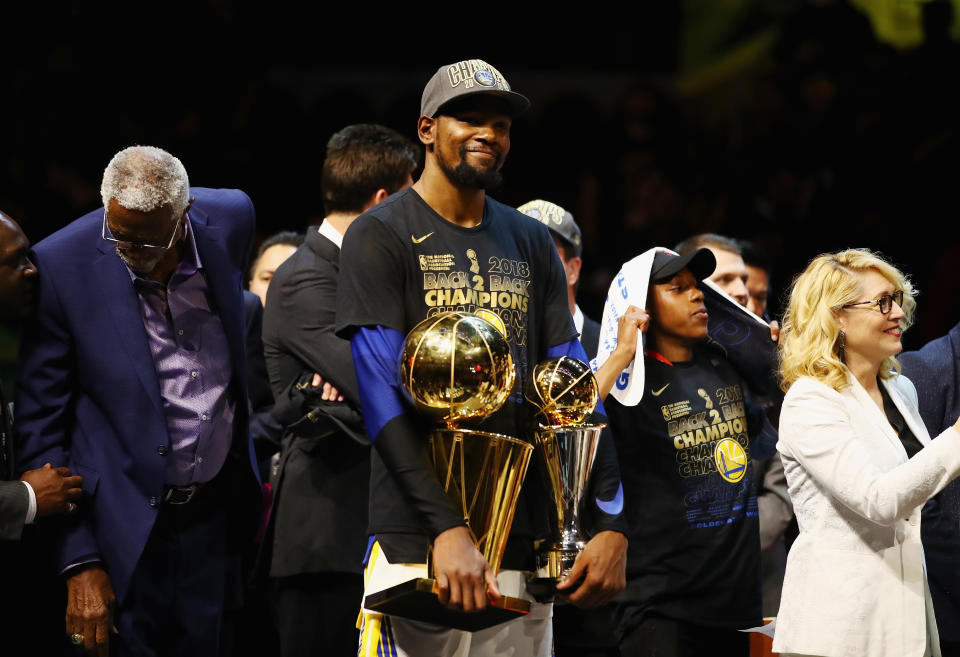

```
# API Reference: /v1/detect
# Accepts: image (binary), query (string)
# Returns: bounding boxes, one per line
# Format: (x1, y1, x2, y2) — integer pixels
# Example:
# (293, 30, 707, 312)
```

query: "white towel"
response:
(594, 247, 675, 407)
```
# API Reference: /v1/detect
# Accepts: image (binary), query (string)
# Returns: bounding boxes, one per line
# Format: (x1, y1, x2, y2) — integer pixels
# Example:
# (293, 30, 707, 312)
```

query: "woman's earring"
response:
(838, 330, 846, 363)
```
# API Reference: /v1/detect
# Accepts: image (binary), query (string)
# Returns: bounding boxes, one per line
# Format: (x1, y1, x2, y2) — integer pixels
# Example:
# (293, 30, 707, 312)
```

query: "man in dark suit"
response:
(516, 200, 619, 657)
(1, 210, 84, 541)
(1, 210, 86, 654)
(901, 323, 960, 657)
(15, 147, 262, 656)
(517, 200, 601, 360)
(262, 124, 418, 657)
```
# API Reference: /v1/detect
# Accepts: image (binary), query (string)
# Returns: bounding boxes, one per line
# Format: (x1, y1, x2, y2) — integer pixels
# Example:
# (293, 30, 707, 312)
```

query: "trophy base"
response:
(525, 576, 559, 602)
(363, 578, 531, 632)
(535, 543, 583, 579)
(527, 543, 585, 602)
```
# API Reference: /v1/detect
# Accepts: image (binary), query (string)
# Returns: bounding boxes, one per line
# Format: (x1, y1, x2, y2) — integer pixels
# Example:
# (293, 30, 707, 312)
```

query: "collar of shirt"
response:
(318, 219, 343, 249)
(573, 304, 584, 335)
(644, 348, 674, 367)
(125, 215, 203, 288)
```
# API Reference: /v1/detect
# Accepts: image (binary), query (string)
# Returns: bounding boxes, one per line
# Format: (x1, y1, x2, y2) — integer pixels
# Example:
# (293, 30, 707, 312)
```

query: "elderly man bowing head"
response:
(16, 146, 261, 656)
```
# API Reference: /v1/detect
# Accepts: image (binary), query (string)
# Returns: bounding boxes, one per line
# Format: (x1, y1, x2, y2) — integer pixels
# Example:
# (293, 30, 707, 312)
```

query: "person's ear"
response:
(834, 309, 848, 332)
(564, 256, 582, 287)
(417, 116, 436, 149)
(362, 189, 390, 212)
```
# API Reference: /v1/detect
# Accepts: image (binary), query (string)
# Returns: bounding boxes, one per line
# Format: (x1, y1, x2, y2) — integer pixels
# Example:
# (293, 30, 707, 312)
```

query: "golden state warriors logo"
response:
(475, 69, 496, 86)
(714, 438, 747, 483)
(475, 309, 507, 336)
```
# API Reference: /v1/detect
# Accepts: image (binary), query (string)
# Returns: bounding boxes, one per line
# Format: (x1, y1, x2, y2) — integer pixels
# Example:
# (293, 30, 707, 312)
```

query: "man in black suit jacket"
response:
(515, 200, 619, 657)
(0, 211, 82, 539)
(262, 124, 418, 657)
(517, 200, 602, 360)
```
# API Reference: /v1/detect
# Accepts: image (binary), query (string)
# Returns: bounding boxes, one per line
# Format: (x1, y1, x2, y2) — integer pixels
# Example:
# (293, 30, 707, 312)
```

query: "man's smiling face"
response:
(431, 97, 512, 191)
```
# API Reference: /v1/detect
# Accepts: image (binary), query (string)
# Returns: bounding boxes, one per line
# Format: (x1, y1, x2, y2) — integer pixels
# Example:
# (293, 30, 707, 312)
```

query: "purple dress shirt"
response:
(129, 220, 235, 487)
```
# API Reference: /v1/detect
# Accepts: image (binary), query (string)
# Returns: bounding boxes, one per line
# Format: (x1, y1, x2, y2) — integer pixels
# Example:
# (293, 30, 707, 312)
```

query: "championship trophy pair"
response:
(364, 311, 605, 631)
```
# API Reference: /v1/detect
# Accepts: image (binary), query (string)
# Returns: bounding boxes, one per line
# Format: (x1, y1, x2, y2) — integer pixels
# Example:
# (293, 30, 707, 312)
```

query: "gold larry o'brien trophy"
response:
(524, 356, 605, 600)
(362, 311, 535, 632)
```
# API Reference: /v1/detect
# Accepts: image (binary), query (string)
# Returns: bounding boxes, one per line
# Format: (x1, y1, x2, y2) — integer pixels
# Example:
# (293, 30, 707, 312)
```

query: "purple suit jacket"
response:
(15, 187, 262, 602)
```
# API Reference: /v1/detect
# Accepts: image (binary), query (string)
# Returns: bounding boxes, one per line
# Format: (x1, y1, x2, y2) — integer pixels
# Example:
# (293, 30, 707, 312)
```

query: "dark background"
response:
(3, 0, 959, 352)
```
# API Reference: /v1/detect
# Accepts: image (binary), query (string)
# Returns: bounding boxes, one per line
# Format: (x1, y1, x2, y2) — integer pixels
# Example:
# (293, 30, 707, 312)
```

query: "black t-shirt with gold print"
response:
(606, 344, 763, 636)
(336, 187, 582, 567)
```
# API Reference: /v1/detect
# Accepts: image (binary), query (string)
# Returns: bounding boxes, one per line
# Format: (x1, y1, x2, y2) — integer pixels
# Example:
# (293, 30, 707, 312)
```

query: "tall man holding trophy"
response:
(336, 58, 628, 656)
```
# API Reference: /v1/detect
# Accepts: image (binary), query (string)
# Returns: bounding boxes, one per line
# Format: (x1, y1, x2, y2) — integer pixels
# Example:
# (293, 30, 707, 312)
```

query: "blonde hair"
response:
(778, 248, 916, 392)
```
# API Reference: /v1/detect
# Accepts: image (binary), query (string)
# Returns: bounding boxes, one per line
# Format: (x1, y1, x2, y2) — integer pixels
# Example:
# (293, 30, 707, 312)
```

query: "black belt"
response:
(163, 483, 203, 505)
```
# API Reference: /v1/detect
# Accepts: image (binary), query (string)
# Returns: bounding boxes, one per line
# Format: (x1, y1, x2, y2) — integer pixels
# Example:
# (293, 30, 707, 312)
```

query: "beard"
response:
(116, 246, 164, 276)
(438, 146, 504, 191)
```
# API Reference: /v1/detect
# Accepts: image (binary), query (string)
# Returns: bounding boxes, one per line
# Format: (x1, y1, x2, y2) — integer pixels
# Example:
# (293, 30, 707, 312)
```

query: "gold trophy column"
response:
(363, 311, 534, 631)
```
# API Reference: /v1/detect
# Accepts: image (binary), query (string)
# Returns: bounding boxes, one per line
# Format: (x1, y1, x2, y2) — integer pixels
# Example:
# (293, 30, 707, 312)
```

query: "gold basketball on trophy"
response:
(400, 311, 516, 428)
(526, 356, 605, 599)
(526, 356, 599, 426)
(365, 310, 533, 630)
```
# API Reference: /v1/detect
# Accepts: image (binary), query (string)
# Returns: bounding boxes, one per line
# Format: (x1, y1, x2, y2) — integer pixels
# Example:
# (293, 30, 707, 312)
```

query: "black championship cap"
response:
(517, 199, 582, 258)
(650, 248, 716, 283)
(420, 59, 530, 119)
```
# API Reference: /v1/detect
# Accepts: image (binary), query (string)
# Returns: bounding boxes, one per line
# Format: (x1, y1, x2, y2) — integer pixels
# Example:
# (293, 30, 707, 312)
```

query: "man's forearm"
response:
(352, 326, 464, 537)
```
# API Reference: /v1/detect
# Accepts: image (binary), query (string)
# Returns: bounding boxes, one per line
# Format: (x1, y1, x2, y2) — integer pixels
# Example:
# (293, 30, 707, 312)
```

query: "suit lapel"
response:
(192, 218, 245, 386)
(882, 377, 933, 446)
(93, 207, 246, 416)
(845, 374, 908, 461)
(94, 244, 165, 414)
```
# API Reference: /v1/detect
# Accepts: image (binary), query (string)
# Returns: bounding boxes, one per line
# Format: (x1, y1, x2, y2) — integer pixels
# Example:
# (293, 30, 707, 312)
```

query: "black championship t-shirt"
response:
(606, 344, 762, 636)
(336, 188, 577, 567)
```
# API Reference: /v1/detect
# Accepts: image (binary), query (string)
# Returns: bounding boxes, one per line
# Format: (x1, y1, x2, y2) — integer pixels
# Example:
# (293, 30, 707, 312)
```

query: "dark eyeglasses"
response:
(842, 290, 904, 314)
(102, 209, 182, 251)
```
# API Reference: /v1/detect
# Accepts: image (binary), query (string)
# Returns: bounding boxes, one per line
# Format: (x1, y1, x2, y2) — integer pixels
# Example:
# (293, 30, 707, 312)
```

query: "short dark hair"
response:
(322, 124, 420, 215)
(738, 239, 771, 275)
(249, 231, 304, 280)
(675, 233, 741, 256)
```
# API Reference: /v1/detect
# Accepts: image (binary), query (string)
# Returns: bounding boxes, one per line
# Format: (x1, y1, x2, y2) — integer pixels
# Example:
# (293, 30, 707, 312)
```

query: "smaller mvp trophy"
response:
(525, 356, 605, 599)
(363, 311, 534, 631)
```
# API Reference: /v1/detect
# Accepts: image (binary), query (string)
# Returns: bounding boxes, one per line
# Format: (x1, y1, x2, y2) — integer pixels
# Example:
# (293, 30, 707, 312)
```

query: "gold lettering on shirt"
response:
(660, 385, 750, 479)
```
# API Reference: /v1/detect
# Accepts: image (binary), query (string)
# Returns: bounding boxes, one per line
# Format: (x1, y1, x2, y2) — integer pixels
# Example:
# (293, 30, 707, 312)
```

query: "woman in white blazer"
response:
(773, 249, 960, 657)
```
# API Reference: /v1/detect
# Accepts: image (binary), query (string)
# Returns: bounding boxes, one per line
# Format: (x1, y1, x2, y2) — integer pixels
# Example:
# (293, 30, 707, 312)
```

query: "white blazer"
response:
(773, 373, 960, 657)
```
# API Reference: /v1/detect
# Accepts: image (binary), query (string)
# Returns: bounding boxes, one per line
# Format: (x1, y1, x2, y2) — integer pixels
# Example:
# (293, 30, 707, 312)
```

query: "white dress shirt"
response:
(318, 219, 343, 249)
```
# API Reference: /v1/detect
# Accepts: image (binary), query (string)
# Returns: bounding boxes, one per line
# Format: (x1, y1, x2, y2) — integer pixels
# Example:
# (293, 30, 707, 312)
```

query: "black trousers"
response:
(114, 486, 232, 657)
(620, 616, 749, 657)
(272, 571, 364, 657)
(554, 602, 621, 657)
